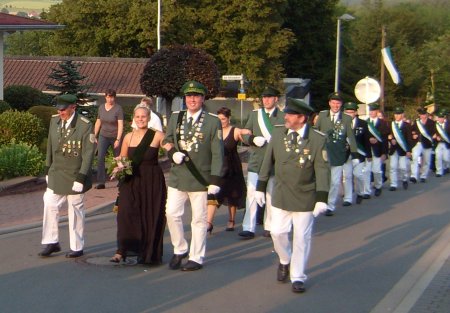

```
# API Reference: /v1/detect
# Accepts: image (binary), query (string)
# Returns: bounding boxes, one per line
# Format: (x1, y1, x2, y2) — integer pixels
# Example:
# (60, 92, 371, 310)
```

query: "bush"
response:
(0, 140, 45, 180)
(28, 105, 58, 131)
(0, 110, 46, 146)
(0, 100, 11, 113)
(4, 85, 52, 111)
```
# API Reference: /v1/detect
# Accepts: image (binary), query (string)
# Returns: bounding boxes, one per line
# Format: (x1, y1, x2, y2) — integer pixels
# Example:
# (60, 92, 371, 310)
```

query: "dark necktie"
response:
(291, 132, 298, 144)
(186, 117, 193, 132)
(61, 120, 66, 136)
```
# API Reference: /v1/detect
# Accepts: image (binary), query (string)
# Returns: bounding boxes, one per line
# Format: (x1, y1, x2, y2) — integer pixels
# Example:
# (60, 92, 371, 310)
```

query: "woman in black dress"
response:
(110, 105, 167, 264)
(207, 107, 249, 232)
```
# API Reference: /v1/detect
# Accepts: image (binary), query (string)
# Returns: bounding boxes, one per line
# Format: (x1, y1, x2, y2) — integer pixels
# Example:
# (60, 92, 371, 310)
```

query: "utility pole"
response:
(380, 25, 386, 111)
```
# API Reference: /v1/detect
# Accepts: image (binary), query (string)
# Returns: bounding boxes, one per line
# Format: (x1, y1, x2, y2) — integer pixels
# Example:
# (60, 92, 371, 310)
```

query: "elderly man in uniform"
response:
(433, 109, 450, 177)
(163, 80, 223, 271)
(315, 92, 358, 216)
(388, 106, 413, 191)
(239, 86, 285, 239)
(255, 98, 329, 293)
(410, 108, 436, 183)
(342, 102, 371, 205)
(39, 94, 95, 258)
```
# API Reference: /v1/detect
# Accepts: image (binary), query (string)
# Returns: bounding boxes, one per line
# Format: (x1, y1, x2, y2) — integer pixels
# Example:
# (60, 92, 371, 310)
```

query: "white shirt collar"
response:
(62, 112, 76, 128)
(186, 109, 202, 122)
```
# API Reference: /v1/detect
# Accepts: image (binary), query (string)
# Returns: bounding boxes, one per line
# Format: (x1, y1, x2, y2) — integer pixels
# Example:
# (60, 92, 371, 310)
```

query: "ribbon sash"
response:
(436, 123, 450, 144)
(392, 121, 408, 152)
(416, 119, 433, 142)
(257, 109, 273, 141)
(368, 120, 383, 142)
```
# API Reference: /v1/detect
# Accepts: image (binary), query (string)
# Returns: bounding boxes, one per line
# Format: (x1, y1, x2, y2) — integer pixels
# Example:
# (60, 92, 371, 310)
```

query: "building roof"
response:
(0, 12, 64, 31)
(4, 56, 149, 96)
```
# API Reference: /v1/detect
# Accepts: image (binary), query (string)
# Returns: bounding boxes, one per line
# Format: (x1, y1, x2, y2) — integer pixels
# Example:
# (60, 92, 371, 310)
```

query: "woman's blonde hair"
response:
(133, 103, 151, 116)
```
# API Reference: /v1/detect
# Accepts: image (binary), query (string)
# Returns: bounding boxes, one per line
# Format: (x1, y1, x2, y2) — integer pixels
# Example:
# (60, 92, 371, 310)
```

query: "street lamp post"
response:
(334, 13, 355, 92)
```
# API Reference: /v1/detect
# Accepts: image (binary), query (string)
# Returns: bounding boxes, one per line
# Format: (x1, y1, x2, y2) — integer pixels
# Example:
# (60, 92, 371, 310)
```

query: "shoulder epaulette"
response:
(273, 124, 285, 127)
(80, 116, 91, 123)
(208, 112, 218, 117)
(320, 110, 328, 113)
(312, 129, 326, 136)
(52, 114, 59, 117)
(252, 109, 259, 112)
(172, 110, 181, 114)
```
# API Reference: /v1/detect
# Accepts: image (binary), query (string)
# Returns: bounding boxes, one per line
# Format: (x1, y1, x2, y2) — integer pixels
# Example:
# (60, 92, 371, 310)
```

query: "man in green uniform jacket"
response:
(255, 98, 330, 293)
(239, 86, 285, 239)
(315, 92, 358, 216)
(164, 81, 224, 271)
(39, 94, 95, 258)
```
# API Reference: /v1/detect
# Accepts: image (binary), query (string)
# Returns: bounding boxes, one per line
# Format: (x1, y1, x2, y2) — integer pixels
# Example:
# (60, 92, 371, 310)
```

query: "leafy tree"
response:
(5, 31, 54, 56)
(45, 60, 95, 105)
(140, 45, 220, 117)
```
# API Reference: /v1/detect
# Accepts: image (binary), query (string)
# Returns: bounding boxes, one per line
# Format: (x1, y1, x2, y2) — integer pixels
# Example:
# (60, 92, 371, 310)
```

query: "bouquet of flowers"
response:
(106, 155, 133, 181)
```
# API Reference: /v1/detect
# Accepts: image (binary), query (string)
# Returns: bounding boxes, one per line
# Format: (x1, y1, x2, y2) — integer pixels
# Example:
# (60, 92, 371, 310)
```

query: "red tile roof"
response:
(0, 12, 63, 31)
(4, 56, 149, 96)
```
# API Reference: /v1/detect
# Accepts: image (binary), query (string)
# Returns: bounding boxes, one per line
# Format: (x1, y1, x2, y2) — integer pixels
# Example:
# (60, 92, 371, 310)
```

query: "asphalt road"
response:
(0, 177, 449, 313)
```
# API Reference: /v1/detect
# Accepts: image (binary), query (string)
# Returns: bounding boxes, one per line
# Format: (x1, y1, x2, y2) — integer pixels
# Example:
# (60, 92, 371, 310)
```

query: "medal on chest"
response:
(178, 111, 206, 153)
(332, 120, 345, 143)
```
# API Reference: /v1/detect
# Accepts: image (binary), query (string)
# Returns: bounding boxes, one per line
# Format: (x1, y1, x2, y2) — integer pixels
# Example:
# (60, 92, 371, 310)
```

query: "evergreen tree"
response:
(46, 60, 94, 105)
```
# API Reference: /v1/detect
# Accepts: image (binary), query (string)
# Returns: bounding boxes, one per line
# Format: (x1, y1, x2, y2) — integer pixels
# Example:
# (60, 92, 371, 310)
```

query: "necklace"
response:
(178, 111, 206, 152)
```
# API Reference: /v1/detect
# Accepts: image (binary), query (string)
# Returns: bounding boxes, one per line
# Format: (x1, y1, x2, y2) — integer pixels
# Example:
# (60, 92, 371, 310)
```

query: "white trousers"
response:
(41, 188, 85, 251)
(411, 143, 432, 179)
(343, 157, 365, 201)
(242, 172, 274, 232)
(363, 160, 372, 195)
(369, 153, 383, 189)
(435, 142, 449, 175)
(166, 187, 207, 264)
(389, 151, 408, 187)
(271, 206, 314, 283)
(328, 165, 343, 211)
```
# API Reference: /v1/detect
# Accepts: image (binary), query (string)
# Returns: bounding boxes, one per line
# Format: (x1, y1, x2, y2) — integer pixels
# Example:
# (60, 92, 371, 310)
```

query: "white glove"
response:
(72, 182, 84, 193)
(253, 136, 266, 147)
(45, 175, 48, 184)
(312, 202, 328, 217)
(352, 158, 360, 168)
(173, 152, 186, 164)
(207, 185, 221, 195)
(255, 191, 266, 207)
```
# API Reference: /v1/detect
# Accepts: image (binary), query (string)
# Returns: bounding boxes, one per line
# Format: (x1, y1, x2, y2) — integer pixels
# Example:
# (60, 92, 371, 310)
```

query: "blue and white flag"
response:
(381, 47, 401, 85)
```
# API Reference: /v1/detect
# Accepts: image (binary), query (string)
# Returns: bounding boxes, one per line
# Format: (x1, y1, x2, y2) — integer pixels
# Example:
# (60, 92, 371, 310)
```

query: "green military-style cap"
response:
(369, 103, 380, 111)
(261, 86, 280, 97)
(417, 107, 427, 115)
(283, 98, 314, 115)
(56, 94, 78, 110)
(328, 92, 343, 102)
(436, 109, 447, 118)
(393, 106, 404, 114)
(343, 102, 358, 111)
(181, 80, 207, 96)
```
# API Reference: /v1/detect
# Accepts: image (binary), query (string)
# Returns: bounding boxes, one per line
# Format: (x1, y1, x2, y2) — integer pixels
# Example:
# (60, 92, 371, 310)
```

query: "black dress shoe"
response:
(402, 181, 408, 190)
(374, 188, 382, 197)
(363, 194, 371, 199)
(420, 178, 426, 183)
(95, 184, 105, 189)
(342, 201, 352, 206)
(38, 243, 61, 257)
(292, 281, 306, 293)
(356, 195, 363, 204)
(169, 252, 189, 270)
(277, 263, 289, 282)
(263, 230, 271, 238)
(238, 231, 255, 239)
(410, 177, 417, 183)
(65, 250, 83, 258)
(389, 186, 396, 191)
(436, 174, 442, 177)
(181, 260, 203, 271)
(325, 209, 334, 216)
